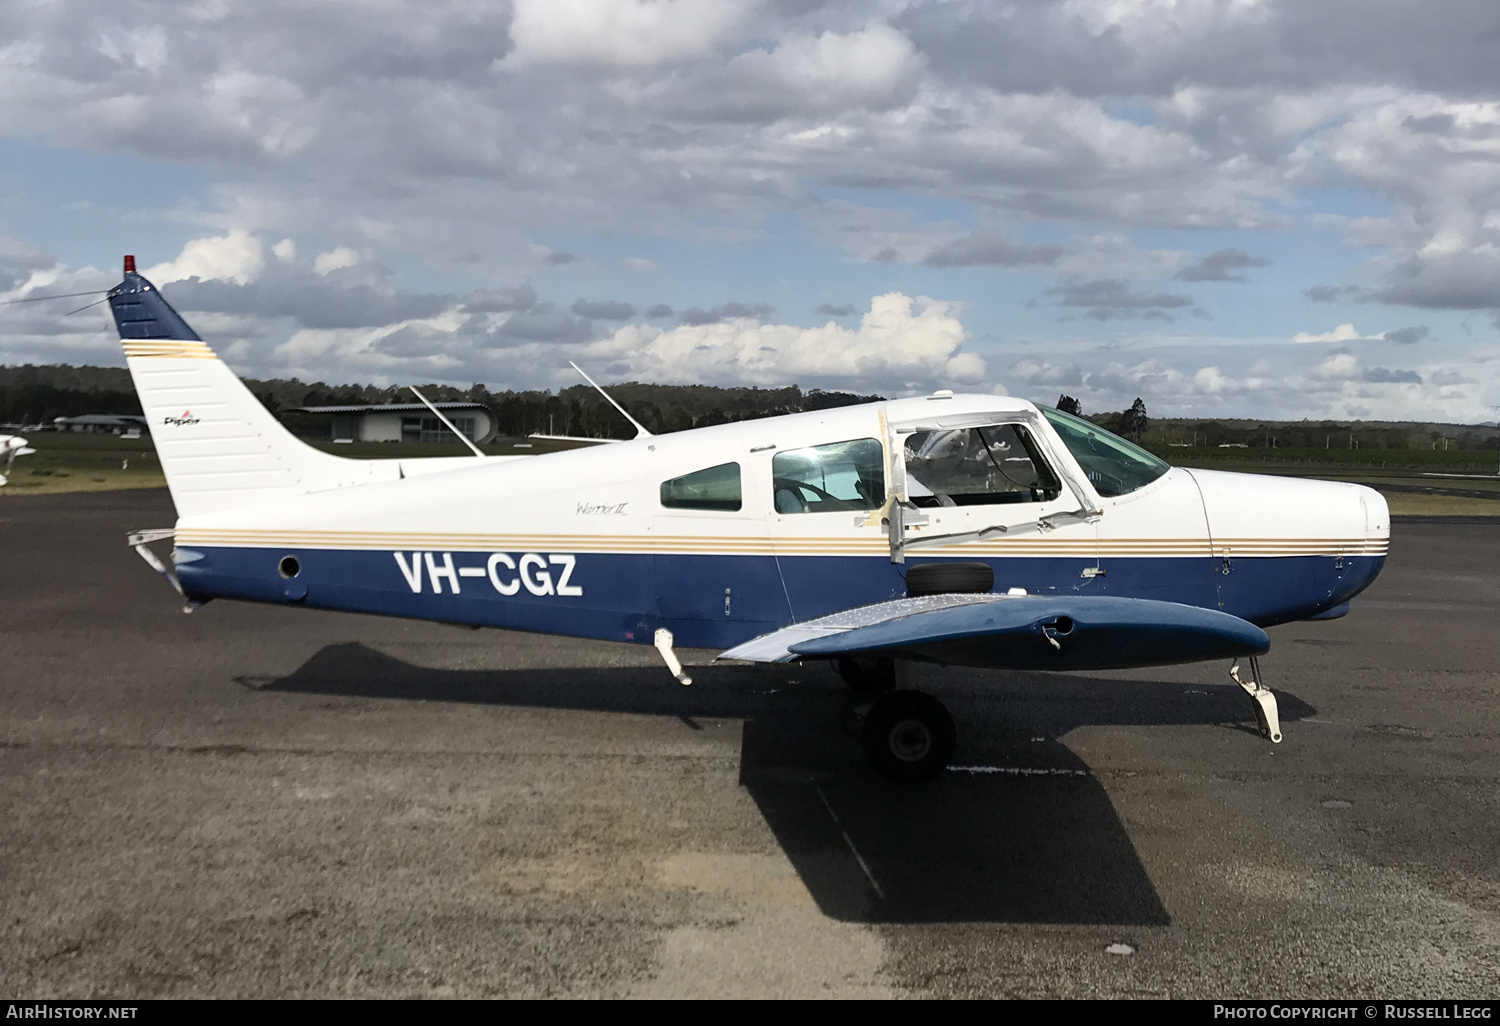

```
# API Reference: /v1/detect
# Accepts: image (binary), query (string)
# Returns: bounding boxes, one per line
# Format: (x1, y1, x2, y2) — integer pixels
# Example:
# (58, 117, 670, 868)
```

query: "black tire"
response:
(834, 656, 896, 694)
(905, 561, 994, 597)
(861, 690, 957, 783)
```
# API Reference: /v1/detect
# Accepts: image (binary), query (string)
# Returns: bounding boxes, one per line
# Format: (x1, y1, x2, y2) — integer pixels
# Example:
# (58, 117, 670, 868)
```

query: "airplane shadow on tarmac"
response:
(253, 642, 1315, 928)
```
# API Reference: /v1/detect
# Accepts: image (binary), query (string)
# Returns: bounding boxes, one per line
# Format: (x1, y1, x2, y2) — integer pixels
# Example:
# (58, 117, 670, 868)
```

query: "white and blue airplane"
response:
(111, 256, 1389, 781)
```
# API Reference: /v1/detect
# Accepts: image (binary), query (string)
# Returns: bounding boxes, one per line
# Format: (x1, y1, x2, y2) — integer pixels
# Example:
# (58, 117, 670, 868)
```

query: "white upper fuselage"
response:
(174, 393, 1384, 554)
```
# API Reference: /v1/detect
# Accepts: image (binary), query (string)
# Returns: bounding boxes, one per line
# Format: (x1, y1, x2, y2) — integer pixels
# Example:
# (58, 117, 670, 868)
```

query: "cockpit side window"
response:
(1039, 406, 1169, 498)
(772, 438, 885, 514)
(660, 462, 742, 511)
(903, 424, 1062, 507)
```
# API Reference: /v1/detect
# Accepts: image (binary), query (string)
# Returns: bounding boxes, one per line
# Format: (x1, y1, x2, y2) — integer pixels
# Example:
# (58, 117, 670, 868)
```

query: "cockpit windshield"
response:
(1039, 406, 1170, 498)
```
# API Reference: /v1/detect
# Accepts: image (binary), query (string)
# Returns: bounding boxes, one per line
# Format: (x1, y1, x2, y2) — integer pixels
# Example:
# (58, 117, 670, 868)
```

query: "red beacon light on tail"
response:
(123, 255, 136, 274)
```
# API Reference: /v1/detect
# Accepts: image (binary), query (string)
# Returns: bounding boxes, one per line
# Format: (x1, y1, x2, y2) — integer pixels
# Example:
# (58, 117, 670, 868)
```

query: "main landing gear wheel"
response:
(861, 690, 957, 783)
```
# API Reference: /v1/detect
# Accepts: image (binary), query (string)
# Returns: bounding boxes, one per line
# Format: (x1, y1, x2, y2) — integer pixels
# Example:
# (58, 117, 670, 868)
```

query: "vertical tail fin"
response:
(110, 256, 386, 517)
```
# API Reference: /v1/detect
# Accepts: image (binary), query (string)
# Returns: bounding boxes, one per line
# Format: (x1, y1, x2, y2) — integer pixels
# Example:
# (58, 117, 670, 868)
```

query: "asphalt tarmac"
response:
(2, 491, 1496, 999)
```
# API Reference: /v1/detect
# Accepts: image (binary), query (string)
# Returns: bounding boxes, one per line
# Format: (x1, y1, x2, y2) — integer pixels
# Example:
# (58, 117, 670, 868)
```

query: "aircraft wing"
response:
(719, 593, 1269, 671)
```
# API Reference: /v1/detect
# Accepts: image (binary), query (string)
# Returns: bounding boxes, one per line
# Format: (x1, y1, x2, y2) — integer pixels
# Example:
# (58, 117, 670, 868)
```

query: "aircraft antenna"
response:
(569, 361, 652, 438)
(0, 289, 109, 307)
(408, 386, 487, 458)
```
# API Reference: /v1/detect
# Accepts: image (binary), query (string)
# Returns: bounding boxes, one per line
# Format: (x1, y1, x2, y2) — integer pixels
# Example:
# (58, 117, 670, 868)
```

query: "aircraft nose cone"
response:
(1359, 485, 1390, 541)
(1306, 479, 1381, 545)
(1186, 468, 1389, 624)
(1190, 468, 1375, 545)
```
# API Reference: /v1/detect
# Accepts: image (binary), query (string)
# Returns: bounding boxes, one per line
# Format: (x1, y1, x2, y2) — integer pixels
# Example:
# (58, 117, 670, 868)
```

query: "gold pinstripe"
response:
(174, 528, 1388, 558)
(122, 340, 218, 359)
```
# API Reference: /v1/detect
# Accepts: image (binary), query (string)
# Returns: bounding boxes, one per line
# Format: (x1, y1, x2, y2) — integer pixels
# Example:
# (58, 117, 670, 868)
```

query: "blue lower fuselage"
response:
(176, 546, 1385, 653)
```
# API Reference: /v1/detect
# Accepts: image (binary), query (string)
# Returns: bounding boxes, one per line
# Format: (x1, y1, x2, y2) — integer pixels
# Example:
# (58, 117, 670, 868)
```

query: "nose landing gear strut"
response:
(1231, 656, 1282, 743)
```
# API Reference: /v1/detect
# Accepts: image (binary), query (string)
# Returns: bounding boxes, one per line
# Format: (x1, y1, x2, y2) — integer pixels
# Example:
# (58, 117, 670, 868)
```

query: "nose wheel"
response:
(857, 689, 957, 782)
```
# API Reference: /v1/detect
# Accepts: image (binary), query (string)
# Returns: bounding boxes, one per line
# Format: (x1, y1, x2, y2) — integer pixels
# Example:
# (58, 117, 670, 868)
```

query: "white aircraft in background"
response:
(0, 434, 36, 485)
(109, 255, 1389, 781)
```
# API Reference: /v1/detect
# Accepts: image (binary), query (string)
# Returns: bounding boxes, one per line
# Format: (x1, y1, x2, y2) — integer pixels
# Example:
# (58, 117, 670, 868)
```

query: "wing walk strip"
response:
(174, 529, 1387, 558)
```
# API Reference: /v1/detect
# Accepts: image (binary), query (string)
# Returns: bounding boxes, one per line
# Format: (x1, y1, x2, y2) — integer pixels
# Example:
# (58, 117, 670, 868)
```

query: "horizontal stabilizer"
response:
(722, 593, 1268, 671)
(527, 433, 621, 445)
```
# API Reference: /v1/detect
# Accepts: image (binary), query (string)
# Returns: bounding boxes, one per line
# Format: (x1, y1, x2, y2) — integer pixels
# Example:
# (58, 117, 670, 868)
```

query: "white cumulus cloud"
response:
(1314, 351, 1361, 380)
(658, 22, 925, 120)
(505, 0, 746, 68)
(1293, 323, 1365, 343)
(582, 292, 982, 390)
(313, 247, 361, 275)
(145, 230, 265, 286)
(1193, 366, 1233, 393)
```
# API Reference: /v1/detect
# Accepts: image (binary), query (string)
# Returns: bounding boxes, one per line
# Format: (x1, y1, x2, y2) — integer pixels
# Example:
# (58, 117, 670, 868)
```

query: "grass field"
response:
(1146, 443, 1499, 473)
(0, 432, 586, 497)
(1376, 492, 1500, 517)
(6, 430, 1499, 516)
(1, 432, 166, 496)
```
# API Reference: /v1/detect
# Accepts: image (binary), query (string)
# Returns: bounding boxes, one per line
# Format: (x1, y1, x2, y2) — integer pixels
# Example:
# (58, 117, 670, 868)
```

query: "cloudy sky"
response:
(3, 0, 1500, 421)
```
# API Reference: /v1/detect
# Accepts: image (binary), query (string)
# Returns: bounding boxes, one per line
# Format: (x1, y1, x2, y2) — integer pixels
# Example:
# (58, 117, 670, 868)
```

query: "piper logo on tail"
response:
(163, 410, 201, 427)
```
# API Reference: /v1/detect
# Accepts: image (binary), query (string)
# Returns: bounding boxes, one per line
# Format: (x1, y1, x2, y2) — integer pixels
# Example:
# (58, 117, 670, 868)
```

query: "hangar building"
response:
(295, 402, 498, 445)
(53, 414, 150, 436)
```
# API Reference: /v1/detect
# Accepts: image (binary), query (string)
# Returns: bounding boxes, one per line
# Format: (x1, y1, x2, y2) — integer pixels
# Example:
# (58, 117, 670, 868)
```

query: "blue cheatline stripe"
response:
(1210, 552, 1384, 627)
(175, 546, 1386, 651)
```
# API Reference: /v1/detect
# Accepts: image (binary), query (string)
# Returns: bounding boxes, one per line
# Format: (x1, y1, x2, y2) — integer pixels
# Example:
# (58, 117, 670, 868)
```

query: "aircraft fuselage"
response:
(167, 396, 1387, 658)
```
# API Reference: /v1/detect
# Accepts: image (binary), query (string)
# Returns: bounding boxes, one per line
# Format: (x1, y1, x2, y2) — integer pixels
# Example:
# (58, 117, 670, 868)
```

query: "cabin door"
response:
(651, 456, 789, 650)
(895, 421, 1103, 597)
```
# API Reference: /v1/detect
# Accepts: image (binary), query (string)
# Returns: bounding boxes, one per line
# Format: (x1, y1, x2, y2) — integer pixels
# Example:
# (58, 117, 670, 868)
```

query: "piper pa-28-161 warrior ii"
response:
(110, 256, 1389, 781)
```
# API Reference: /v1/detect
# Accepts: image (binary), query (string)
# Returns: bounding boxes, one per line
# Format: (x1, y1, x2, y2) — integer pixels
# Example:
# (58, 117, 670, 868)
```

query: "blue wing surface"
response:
(721, 594, 1268, 671)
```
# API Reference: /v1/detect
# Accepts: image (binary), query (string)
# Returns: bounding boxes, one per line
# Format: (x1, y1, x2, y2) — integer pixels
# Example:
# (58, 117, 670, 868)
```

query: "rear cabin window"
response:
(660, 462, 742, 511)
(903, 424, 1062, 507)
(1038, 407, 1169, 498)
(772, 438, 886, 514)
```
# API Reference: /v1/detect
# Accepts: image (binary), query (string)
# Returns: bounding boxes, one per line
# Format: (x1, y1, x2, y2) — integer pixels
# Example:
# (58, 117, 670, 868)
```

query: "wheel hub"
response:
(888, 718, 933, 762)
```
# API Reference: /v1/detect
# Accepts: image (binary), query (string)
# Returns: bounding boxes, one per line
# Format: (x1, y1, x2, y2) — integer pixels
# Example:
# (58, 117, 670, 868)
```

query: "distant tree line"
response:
(0, 365, 144, 423)
(5, 363, 1495, 451)
(1060, 394, 1150, 441)
(1146, 419, 1500, 452)
(1056, 393, 1500, 452)
(267, 379, 885, 439)
(0, 363, 883, 438)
